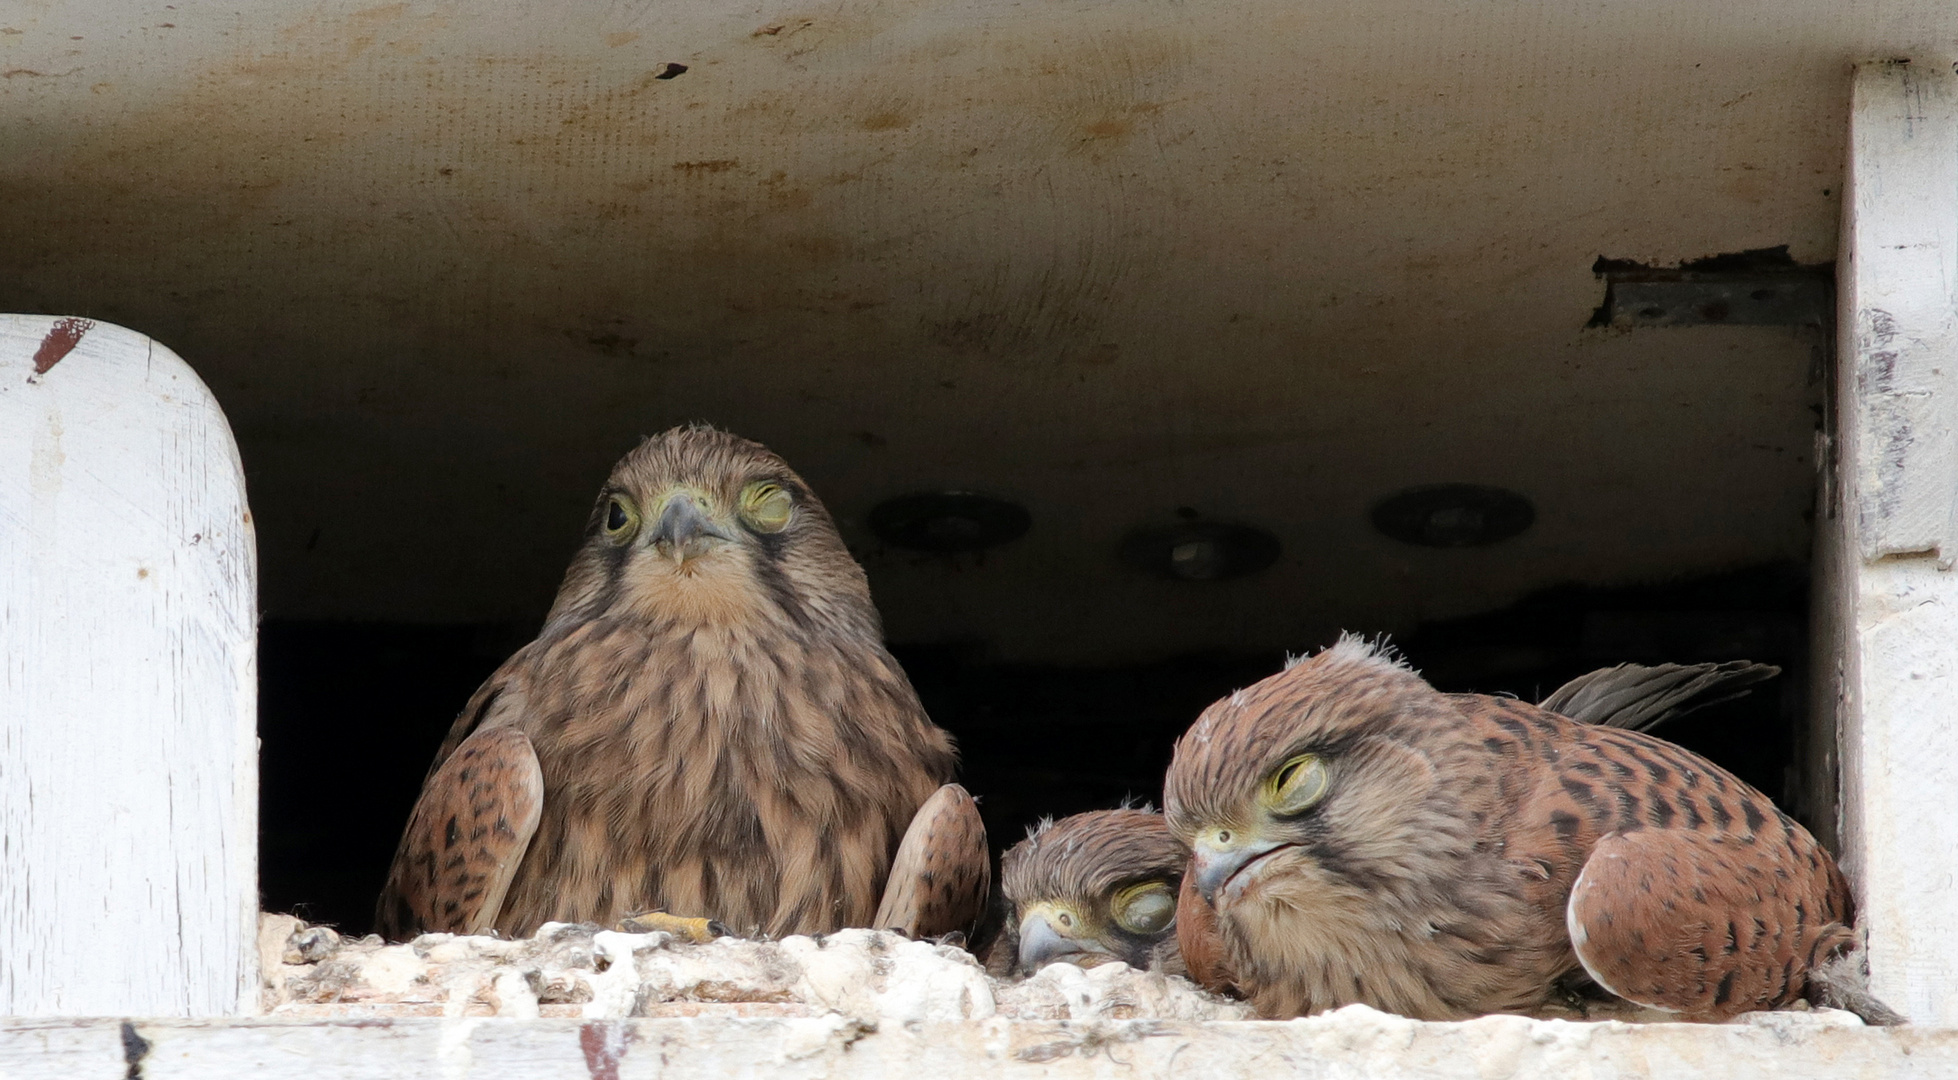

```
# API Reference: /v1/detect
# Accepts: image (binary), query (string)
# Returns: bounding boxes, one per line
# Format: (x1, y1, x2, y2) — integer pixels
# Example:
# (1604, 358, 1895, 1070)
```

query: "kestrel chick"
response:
(990, 809, 1187, 976)
(376, 425, 986, 941)
(1163, 636, 1876, 1022)
(1007, 661, 1783, 993)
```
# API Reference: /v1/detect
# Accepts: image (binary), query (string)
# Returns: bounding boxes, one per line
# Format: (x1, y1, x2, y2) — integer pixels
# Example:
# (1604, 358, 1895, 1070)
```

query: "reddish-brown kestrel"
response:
(375, 426, 987, 942)
(995, 660, 1782, 993)
(1163, 637, 1891, 1021)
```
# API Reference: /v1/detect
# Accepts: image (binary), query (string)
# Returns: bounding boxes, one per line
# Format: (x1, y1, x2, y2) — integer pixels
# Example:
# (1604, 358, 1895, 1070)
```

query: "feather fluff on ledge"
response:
(258, 914, 1253, 1023)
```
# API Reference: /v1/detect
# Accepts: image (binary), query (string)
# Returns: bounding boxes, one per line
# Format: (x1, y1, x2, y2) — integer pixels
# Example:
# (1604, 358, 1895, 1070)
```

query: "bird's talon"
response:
(615, 910, 726, 943)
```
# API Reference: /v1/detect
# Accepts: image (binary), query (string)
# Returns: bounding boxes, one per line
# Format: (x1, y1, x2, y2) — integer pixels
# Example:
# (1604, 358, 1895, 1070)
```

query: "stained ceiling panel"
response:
(4, 1, 1946, 660)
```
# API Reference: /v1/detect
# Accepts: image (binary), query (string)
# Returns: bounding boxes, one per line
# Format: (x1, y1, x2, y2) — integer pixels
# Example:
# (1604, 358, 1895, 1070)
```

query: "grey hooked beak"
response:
(652, 493, 735, 563)
(1017, 909, 1112, 973)
(1190, 833, 1286, 905)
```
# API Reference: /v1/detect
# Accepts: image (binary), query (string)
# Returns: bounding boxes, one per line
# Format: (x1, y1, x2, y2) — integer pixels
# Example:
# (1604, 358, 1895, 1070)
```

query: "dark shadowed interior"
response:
(0, 0, 1854, 939)
(260, 563, 1810, 935)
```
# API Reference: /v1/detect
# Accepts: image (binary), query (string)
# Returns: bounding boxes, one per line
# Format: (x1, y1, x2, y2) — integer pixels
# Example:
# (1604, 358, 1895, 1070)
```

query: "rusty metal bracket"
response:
(1587, 247, 1832, 329)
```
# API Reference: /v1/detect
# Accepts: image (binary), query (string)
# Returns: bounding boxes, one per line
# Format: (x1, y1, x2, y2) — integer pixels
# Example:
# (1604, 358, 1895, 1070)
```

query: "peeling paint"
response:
(118, 1022, 150, 1080)
(29, 317, 90, 378)
(578, 1022, 628, 1080)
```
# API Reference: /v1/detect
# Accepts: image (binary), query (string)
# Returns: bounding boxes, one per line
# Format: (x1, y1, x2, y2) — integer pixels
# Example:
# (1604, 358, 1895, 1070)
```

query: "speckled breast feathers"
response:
(378, 426, 961, 941)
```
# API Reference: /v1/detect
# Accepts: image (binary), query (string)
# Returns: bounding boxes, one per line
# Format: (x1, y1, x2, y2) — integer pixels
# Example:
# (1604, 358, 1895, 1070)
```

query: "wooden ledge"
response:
(4, 1009, 1949, 1079)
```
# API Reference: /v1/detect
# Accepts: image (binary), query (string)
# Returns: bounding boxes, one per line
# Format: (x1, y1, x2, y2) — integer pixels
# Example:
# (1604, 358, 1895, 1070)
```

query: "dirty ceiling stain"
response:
(0, 0, 1880, 661)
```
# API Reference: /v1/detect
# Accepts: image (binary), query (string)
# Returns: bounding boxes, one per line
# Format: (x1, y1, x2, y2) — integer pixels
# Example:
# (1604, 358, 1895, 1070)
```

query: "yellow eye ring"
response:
(740, 481, 794, 533)
(603, 495, 640, 540)
(1111, 881, 1176, 935)
(1264, 753, 1330, 815)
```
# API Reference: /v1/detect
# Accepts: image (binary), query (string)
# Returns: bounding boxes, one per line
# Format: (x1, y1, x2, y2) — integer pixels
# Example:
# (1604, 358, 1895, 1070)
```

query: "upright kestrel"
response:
(1163, 637, 1890, 1022)
(375, 425, 987, 942)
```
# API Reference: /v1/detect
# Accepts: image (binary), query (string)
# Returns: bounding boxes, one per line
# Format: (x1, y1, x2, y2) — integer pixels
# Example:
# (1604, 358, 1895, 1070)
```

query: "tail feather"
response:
(1539, 661, 1781, 732)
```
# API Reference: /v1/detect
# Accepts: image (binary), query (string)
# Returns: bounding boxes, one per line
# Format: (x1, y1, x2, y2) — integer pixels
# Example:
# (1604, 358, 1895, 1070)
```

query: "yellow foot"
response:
(615, 910, 727, 944)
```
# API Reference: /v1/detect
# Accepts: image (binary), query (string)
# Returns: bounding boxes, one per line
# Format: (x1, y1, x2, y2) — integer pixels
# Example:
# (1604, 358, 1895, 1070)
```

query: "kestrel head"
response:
(999, 808, 1186, 974)
(1163, 636, 1470, 922)
(544, 425, 875, 636)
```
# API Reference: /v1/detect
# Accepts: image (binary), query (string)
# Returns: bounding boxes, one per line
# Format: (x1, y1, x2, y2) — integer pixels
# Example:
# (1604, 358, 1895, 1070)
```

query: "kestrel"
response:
(987, 808, 1187, 977)
(998, 660, 1780, 992)
(375, 425, 988, 942)
(1163, 636, 1890, 1021)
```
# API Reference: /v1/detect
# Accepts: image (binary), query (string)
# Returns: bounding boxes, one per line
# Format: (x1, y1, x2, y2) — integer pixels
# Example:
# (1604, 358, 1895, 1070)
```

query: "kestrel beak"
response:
(1190, 829, 1286, 906)
(651, 492, 736, 564)
(1017, 904, 1115, 971)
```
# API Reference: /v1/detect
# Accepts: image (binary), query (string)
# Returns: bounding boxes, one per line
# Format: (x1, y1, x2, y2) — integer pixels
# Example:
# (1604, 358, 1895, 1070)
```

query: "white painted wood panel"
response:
(1822, 61, 1958, 1025)
(1842, 62, 1958, 561)
(0, 1013, 1939, 1080)
(0, 315, 258, 1016)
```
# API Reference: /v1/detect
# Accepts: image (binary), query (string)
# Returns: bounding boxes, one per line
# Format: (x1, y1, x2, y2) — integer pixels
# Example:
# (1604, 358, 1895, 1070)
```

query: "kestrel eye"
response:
(1265, 753, 1330, 815)
(1112, 881, 1176, 935)
(740, 481, 794, 533)
(603, 496, 637, 538)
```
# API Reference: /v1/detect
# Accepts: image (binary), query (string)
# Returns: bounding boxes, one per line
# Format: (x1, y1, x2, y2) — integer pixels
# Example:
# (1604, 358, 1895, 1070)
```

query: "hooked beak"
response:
(1017, 908, 1114, 973)
(651, 493, 735, 564)
(1190, 833, 1287, 906)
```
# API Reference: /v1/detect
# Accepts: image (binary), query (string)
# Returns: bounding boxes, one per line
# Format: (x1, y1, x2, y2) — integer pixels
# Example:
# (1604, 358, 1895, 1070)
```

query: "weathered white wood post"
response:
(0, 315, 258, 1015)
(1821, 59, 1958, 1026)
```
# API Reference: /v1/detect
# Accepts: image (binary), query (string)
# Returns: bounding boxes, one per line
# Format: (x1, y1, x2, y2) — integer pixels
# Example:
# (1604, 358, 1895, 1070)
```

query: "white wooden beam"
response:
(1823, 59, 1958, 1025)
(0, 1014, 1941, 1080)
(0, 315, 259, 1016)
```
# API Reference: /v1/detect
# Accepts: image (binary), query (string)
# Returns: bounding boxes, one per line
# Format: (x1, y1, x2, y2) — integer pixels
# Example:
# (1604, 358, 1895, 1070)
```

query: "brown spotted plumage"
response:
(1163, 636, 1885, 1022)
(1567, 828, 1851, 1016)
(385, 726, 543, 934)
(875, 783, 991, 939)
(1030, 661, 1787, 996)
(376, 425, 984, 941)
(989, 809, 1188, 977)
